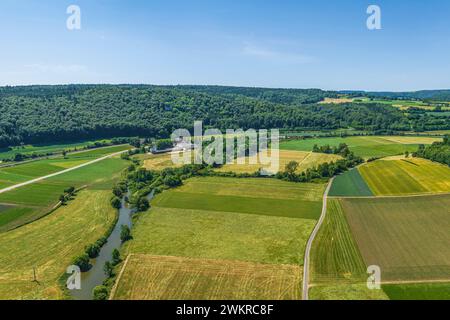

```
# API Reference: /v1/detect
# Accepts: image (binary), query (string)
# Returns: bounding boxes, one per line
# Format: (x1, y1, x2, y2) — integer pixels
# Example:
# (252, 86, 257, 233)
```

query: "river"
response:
(70, 191, 153, 300)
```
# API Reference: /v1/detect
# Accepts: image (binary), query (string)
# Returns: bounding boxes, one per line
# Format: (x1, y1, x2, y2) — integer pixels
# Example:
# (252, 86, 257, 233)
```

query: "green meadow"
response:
(126, 177, 325, 265)
(280, 136, 440, 158)
(0, 157, 128, 232)
(0, 145, 131, 190)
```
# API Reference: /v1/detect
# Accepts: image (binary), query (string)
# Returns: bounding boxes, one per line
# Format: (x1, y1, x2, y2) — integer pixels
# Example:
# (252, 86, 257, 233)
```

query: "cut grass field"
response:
(112, 254, 301, 300)
(280, 136, 440, 159)
(142, 153, 183, 170)
(359, 157, 450, 196)
(341, 194, 450, 282)
(0, 157, 128, 232)
(215, 150, 341, 174)
(329, 169, 373, 197)
(0, 190, 116, 299)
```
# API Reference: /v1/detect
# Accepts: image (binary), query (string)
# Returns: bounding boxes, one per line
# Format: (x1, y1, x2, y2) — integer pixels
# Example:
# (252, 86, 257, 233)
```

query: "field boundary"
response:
(109, 253, 132, 300)
(302, 177, 334, 300)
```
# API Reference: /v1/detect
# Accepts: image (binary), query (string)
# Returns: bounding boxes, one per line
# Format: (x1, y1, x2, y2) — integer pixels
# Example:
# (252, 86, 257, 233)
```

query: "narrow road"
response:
(0, 149, 130, 195)
(302, 177, 334, 300)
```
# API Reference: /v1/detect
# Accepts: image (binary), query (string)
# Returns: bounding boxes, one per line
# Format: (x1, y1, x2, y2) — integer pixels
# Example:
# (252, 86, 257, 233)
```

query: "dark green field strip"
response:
(329, 169, 374, 197)
(382, 283, 450, 300)
(0, 206, 37, 232)
(153, 192, 322, 220)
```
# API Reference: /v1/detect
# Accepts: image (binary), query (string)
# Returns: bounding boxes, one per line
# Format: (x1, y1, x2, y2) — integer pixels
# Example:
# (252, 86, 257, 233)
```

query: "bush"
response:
(73, 254, 90, 272)
(136, 197, 150, 212)
(163, 175, 182, 187)
(85, 243, 101, 259)
(120, 225, 132, 242)
(112, 249, 121, 265)
(103, 261, 114, 277)
(110, 196, 122, 209)
(92, 285, 109, 300)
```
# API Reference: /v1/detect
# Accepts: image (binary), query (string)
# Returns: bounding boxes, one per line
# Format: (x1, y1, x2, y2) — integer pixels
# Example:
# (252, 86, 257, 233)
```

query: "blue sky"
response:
(0, 0, 449, 91)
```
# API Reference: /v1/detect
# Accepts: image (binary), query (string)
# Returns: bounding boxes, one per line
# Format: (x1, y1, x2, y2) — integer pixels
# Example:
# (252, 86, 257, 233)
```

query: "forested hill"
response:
(0, 84, 424, 148)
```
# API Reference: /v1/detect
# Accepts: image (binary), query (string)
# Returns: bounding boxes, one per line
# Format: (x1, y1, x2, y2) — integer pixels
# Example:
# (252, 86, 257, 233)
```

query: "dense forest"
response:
(415, 136, 450, 166)
(0, 85, 449, 148)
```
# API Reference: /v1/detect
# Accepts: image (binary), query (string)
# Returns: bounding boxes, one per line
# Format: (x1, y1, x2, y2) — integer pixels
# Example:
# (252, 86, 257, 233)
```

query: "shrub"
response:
(85, 243, 101, 259)
(73, 254, 90, 272)
(92, 285, 109, 300)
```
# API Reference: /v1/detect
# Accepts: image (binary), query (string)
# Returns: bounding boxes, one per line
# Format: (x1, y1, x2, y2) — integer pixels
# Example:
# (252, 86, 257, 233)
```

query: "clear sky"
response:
(1, 0, 449, 91)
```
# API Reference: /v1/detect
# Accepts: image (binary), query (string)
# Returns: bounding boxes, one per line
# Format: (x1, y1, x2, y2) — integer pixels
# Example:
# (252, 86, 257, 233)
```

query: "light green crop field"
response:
(311, 200, 367, 284)
(0, 139, 113, 160)
(112, 254, 302, 300)
(382, 283, 450, 300)
(359, 158, 450, 196)
(0, 157, 128, 231)
(329, 169, 373, 197)
(0, 190, 116, 300)
(341, 195, 450, 282)
(124, 206, 316, 265)
(280, 136, 440, 158)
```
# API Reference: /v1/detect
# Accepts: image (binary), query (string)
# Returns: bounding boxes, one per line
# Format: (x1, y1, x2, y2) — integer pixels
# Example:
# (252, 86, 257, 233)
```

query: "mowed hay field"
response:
(280, 136, 440, 159)
(215, 150, 341, 174)
(359, 158, 450, 196)
(0, 190, 116, 299)
(118, 177, 325, 299)
(112, 255, 301, 300)
(341, 195, 450, 282)
(142, 153, 182, 170)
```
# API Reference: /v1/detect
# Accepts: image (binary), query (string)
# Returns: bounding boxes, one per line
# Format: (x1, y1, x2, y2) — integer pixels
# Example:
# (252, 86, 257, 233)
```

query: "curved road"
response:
(0, 149, 130, 195)
(302, 177, 334, 300)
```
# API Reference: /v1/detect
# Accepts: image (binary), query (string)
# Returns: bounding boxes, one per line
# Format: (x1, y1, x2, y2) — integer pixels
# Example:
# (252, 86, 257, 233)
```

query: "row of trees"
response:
(312, 143, 351, 157)
(414, 136, 450, 166)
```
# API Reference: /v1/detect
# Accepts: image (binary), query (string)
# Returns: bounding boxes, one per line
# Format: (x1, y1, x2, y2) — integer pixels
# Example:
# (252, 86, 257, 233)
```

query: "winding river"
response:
(70, 191, 153, 300)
